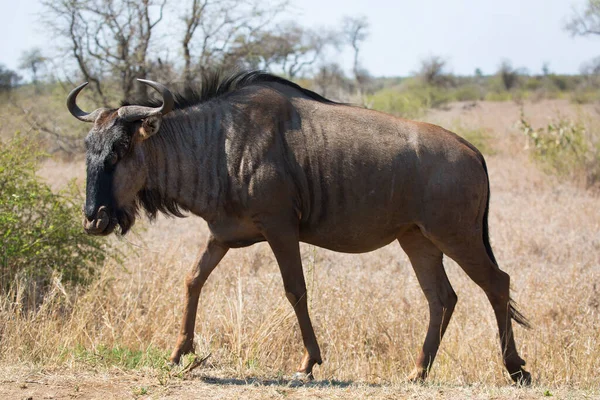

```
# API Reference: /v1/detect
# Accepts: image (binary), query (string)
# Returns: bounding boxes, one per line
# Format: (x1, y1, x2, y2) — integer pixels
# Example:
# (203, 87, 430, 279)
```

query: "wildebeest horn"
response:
(117, 79, 175, 122)
(66, 82, 106, 123)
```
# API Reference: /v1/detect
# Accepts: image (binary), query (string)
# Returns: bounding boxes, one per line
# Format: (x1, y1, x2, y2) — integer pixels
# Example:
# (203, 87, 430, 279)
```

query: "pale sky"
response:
(0, 0, 598, 78)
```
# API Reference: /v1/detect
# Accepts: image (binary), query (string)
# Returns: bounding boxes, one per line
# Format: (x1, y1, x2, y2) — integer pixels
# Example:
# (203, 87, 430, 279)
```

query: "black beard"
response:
(116, 203, 138, 235)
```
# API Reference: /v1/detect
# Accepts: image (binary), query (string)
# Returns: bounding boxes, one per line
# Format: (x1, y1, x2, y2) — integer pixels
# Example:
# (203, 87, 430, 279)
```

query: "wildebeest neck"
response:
(138, 104, 230, 221)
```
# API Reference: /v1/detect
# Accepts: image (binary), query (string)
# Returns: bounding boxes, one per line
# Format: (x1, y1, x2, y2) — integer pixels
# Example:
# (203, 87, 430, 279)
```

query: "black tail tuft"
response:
(510, 298, 532, 329)
(481, 157, 531, 330)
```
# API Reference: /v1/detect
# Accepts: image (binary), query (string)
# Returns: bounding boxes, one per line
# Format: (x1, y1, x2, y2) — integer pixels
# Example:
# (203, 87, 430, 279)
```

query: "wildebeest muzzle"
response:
(83, 205, 117, 235)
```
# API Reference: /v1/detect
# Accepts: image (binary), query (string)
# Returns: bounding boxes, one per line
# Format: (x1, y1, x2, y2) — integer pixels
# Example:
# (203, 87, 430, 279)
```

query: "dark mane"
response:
(137, 188, 188, 220)
(122, 70, 339, 110)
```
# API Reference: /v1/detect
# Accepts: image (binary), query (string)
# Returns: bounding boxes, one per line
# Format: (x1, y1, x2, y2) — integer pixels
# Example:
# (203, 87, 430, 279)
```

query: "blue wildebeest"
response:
(67, 71, 530, 383)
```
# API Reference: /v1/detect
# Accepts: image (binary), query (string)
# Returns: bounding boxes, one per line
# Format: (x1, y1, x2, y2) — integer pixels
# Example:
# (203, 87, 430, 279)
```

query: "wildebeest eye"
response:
(106, 153, 118, 168)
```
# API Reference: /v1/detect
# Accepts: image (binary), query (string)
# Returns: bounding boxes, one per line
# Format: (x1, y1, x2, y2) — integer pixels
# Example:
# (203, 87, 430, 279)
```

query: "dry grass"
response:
(1, 100, 599, 398)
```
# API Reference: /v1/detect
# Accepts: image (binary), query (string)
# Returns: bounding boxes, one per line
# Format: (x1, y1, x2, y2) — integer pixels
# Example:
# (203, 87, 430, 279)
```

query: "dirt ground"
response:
(2, 367, 596, 400)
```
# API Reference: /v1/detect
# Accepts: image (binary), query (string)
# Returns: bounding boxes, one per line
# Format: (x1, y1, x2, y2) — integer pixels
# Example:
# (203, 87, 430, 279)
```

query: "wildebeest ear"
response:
(137, 115, 162, 141)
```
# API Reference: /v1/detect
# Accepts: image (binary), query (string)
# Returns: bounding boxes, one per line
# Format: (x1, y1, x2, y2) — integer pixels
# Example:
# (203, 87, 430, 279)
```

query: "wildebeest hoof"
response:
(170, 340, 195, 365)
(169, 353, 184, 365)
(511, 369, 532, 386)
(291, 371, 313, 383)
(407, 368, 427, 383)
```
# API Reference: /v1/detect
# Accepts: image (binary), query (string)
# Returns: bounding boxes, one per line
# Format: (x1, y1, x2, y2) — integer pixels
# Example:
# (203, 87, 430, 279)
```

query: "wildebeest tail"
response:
(481, 156, 531, 329)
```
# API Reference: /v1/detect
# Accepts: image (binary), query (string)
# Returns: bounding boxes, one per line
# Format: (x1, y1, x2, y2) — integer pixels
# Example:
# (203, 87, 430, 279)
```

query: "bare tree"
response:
(581, 56, 600, 75)
(342, 16, 369, 95)
(180, 0, 287, 87)
(181, 0, 209, 88)
(418, 56, 453, 87)
(18, 48, 47, 92)
(39, 0, 368, 102)
(497, 60, 521, 91)
(567, 0, 600, 86)
(41, 0, 106, 104)
(542, 62, 551, 76)
(226, 22, 338, 78)
(41, 0, 167, 102)
(149, 57, 178, 85)
(312, 62, 351, 99)
(566, 0, 600, 37)
(278, 24, 338, 79)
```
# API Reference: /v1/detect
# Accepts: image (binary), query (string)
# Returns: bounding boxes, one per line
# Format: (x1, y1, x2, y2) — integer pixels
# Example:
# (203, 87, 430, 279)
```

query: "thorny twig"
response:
(172, 353, 211, 377)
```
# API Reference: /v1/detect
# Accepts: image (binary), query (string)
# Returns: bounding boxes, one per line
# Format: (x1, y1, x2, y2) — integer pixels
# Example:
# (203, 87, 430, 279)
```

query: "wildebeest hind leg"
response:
(398, 227, 457, 382)
(262, 222, 322, 380)
(432, 234, 531, 385)
(170, 236, 229, 364)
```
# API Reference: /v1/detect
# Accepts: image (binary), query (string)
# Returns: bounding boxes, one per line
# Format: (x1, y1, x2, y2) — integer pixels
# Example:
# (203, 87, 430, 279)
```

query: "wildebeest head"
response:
(67, 80, 174, 236)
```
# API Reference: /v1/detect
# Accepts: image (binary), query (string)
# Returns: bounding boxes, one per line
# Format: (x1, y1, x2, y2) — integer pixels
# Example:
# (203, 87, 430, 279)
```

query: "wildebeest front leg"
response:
(263, 223, 322, 380)
(170, 236, 229, 364)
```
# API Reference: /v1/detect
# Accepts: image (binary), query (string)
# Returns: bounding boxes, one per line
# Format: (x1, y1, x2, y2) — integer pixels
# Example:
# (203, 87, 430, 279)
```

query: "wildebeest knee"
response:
(494, 270, 511, 295)
(429, 291, 457, 315)
(285, 291, 306, 307)
(185, 271, 205, 291)
(485, 270, 511, 306)
(445, 290, 458, 310)
(285, 291, 298, 304)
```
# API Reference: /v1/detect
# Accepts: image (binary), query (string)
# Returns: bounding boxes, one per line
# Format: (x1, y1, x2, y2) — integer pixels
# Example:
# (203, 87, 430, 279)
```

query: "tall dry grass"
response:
(1, 100, 599, 390)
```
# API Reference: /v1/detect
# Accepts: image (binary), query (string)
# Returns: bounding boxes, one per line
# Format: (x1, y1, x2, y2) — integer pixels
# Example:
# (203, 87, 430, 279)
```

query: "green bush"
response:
(451, 84, 482, 102)
(520, 113, 600, 187)
(405, 80, 452, 109)
(367, 80, 451, 119)
(571, 89, 600, 104)
(523, 77, 543, 91)
(367, 88, 427, 119)
(0, 134, 109, 303)
(484, 91, 514, 102)
(549, 75, 570, 91)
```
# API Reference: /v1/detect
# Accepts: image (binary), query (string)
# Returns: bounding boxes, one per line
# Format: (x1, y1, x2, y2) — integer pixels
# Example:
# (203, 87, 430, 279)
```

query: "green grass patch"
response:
(71, 344, 170, 370)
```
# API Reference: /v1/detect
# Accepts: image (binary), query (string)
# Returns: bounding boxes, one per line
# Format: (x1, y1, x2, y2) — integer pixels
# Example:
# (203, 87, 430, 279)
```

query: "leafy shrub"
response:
(529, 87, 563, 102)
(520, 113, 600, 187)
(0, 134, 109, 304)
(549, 75, 570, 91)
(451, 84, 482, 102)
(367, 80, 451, 119)
(0, 64, 21, 93)
(367, 88, 427, 119)
(406, 80, 452, 109)
(571, 89, 600, 104)
(484, 91, 514, 102)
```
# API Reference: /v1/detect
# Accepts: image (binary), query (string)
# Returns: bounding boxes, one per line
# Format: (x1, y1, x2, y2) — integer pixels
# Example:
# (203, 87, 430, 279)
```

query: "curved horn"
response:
(66, 82, 106, 123)
(118, 79, 174, 122)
